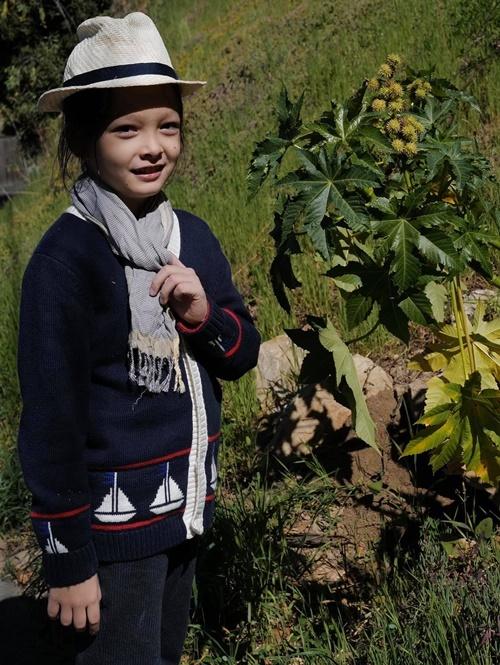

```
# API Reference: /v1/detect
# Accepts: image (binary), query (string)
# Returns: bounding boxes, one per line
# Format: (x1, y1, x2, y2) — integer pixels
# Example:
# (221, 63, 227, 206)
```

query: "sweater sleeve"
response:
(17, 251, 98, 587)
(175, 228, 261, 381)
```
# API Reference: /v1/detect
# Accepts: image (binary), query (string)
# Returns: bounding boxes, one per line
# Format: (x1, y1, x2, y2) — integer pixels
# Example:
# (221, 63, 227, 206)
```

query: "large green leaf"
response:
(247, 85, 305, 197)
(402, 372, 500, 485)
(279, 147, 378, 237)
(318, 320, 377, 450)
(372, 213, 461, 292)
(372, 218, 421, 291)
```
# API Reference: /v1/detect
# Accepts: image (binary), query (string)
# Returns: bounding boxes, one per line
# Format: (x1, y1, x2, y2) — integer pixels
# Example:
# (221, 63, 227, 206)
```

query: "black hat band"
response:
(63, 62, 179, 88)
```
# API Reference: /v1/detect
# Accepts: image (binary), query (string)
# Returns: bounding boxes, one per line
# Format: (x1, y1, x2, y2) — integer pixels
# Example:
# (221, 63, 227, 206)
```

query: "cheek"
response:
(96, 138, 131, 173)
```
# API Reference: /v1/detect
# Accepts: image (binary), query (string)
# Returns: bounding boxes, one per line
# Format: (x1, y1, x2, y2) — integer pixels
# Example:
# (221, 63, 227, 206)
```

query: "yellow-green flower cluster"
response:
(371, 98, 386, 112)
(384, 115, 424, 157)
(407, 78, 432, 101)
(369, 54, 405, 115)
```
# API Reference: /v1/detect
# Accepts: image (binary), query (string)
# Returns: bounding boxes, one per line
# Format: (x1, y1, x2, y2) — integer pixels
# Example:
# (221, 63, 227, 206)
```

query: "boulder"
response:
(255, 334, 306, 413)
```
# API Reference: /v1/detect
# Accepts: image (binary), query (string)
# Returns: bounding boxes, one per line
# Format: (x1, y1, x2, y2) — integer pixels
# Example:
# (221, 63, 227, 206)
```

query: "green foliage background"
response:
(0, 0, 112, 152)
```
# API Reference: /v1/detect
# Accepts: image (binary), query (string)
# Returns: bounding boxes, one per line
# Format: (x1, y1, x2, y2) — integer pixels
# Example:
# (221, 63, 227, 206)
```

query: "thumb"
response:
(166, 251, 184, 267)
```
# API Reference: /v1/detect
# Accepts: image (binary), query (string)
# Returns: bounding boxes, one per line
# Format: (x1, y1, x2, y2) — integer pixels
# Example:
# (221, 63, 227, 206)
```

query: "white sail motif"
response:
(149, 462, 184, 514)
(45, 521, 68, 554)
(210, 458, 217, 490)
(94, 472, 137, 523)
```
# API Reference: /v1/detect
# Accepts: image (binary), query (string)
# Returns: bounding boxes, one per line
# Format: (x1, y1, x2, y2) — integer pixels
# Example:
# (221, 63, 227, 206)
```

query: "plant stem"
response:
(450, 281, 469, 379)
(455, 277, 477, 373)
(403, 169, 412, 191)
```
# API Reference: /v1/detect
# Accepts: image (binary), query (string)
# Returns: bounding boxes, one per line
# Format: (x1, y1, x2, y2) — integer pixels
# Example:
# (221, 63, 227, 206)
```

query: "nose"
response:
(139, 130, 163, 160)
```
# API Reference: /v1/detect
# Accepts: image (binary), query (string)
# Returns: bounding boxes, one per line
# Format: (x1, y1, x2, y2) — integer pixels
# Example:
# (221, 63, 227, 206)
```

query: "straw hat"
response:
(38, 12, 206, 112)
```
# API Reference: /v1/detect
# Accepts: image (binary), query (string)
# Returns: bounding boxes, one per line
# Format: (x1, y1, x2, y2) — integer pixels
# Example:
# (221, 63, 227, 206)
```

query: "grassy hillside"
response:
(1, 1, 499, 662)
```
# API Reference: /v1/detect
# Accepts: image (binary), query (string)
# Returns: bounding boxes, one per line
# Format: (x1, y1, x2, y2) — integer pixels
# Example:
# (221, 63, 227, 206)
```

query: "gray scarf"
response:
(70, 175, 185, 394)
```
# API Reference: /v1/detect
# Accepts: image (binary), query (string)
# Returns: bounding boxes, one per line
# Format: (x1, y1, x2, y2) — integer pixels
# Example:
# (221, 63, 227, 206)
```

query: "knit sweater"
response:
(16, 206, 260, 588)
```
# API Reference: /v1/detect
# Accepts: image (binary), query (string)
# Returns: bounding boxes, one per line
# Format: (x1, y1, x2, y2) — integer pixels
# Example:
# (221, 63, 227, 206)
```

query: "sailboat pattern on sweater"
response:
(94, 472, 137, 523)
(149, 461, 185, 514)
(43, 521, 69, 554)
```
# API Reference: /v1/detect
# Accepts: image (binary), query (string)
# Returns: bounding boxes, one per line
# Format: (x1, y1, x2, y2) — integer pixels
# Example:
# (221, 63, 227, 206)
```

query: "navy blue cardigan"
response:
(16, 208, 260, 587)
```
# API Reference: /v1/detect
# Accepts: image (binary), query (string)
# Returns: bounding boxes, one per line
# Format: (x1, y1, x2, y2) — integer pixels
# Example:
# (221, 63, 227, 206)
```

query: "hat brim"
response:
(37, 75, 206, 113)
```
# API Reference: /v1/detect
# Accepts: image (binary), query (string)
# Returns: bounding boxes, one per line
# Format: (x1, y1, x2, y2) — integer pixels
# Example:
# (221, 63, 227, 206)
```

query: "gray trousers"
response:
(66, 537, 199, 665)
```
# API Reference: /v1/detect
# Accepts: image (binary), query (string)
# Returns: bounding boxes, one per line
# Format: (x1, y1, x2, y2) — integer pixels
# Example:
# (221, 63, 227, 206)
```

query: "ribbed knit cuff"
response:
(42, 539, 99, 588)
(176, 296, 241, 357)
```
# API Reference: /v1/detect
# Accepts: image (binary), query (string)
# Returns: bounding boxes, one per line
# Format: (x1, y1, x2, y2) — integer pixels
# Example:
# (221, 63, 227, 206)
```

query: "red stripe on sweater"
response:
(176, 300, 212, 334)
(31, 503, 90, 520)
(208, 431, 220, 442)
(91, 508, 185, 531)
(221, 308, 242, 358)
(100, 447, 192, 471)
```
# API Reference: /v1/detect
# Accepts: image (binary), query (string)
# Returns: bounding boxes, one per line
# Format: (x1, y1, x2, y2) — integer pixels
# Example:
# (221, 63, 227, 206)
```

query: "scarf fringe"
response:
(128, 330, 185, 394)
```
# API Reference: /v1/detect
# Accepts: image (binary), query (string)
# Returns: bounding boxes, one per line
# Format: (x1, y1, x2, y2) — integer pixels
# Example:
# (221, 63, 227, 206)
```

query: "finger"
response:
(47, 596, 60, 620)
(59, 604, 73, 627)
(87, 601, 101, 635)
(72, 606, 88, 632)
(159, 276, 199, 306)
(166, 251, 184, 267)
(150, 266, 190, 295)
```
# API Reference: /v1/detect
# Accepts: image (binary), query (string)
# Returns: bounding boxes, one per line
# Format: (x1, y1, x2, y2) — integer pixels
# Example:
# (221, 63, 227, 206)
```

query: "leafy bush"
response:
(248, 55, 500, 485)
(0, 1, 112, 154)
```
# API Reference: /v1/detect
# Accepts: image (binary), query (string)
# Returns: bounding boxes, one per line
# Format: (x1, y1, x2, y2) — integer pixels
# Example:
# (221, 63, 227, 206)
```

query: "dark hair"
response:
(57, 85, 184, 190)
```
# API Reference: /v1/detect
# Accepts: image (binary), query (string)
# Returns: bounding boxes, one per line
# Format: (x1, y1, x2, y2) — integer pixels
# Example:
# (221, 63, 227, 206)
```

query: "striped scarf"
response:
(71, 175, 185, 394)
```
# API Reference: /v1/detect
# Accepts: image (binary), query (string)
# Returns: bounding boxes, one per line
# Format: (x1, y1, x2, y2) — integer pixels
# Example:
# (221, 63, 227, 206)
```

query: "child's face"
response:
(88, 84, 182, 215)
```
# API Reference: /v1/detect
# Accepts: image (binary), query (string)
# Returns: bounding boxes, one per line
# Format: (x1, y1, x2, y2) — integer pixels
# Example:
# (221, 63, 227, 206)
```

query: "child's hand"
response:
(149, 254, 209, 326)
(47, 572, 102, 635)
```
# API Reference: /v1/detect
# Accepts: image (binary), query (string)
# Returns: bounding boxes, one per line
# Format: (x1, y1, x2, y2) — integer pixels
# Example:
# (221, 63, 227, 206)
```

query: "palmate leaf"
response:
(247, 136, 290, 198)
(277, 148, 378, 246)
(372, 218, 421, 291)
(318, 319, 377, 449)
(454, 230, 493, 277)
(423, 137, 487, 193)
(372, 215, 461, 293)
(402, 373, 500, 485)
(247, 85, 305, 197)
(299, 97, 369, 151)
(409, 304, 500, 386)
(328, 260, 412, 343)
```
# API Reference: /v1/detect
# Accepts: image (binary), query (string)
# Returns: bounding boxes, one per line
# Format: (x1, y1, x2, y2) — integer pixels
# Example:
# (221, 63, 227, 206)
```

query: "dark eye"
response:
(161, 122, 180, 132)
(114, 125, 136, 134)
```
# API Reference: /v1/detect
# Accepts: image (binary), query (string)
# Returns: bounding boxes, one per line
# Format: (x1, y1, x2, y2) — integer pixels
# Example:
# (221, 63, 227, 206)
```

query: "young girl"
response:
(17, 11, 260, 664)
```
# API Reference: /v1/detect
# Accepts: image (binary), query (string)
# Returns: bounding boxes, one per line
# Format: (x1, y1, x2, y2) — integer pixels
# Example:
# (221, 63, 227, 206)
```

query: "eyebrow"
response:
(110, 110, 180, 125)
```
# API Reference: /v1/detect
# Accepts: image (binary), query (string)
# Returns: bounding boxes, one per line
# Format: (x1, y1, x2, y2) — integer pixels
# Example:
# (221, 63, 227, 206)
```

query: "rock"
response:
(269, 353, 397, 462)
(462, 288, 497, 319)
(352, 354, 375, 389)
(0, 579, 21, 601)
(255, 334, 306, 413)
(271, 383, 352, 456)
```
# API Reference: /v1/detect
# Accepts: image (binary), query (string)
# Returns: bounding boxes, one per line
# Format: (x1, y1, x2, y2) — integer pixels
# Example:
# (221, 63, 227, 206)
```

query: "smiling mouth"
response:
(131, 165, 165, 174)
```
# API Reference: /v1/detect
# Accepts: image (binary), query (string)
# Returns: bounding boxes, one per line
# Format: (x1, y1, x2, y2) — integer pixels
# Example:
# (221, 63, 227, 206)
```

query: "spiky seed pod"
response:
(378, 63, 393, 79)
(403, 142, 418, 156)
(372, 98, 387, 112)
(392, 138, 406, 153)
(401, 123, 417, 141)
(388, 99, 404, 113)
(388, 82, 404, 99)
(386, 53, 402, 68)
(415, 87, 427, 99)
(423, 81, 432, 92)
(367, 78, 380, 90)
(378, 86, 391, 99)
(404, 116, 425, 133)
(386, 118, 401, 134)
